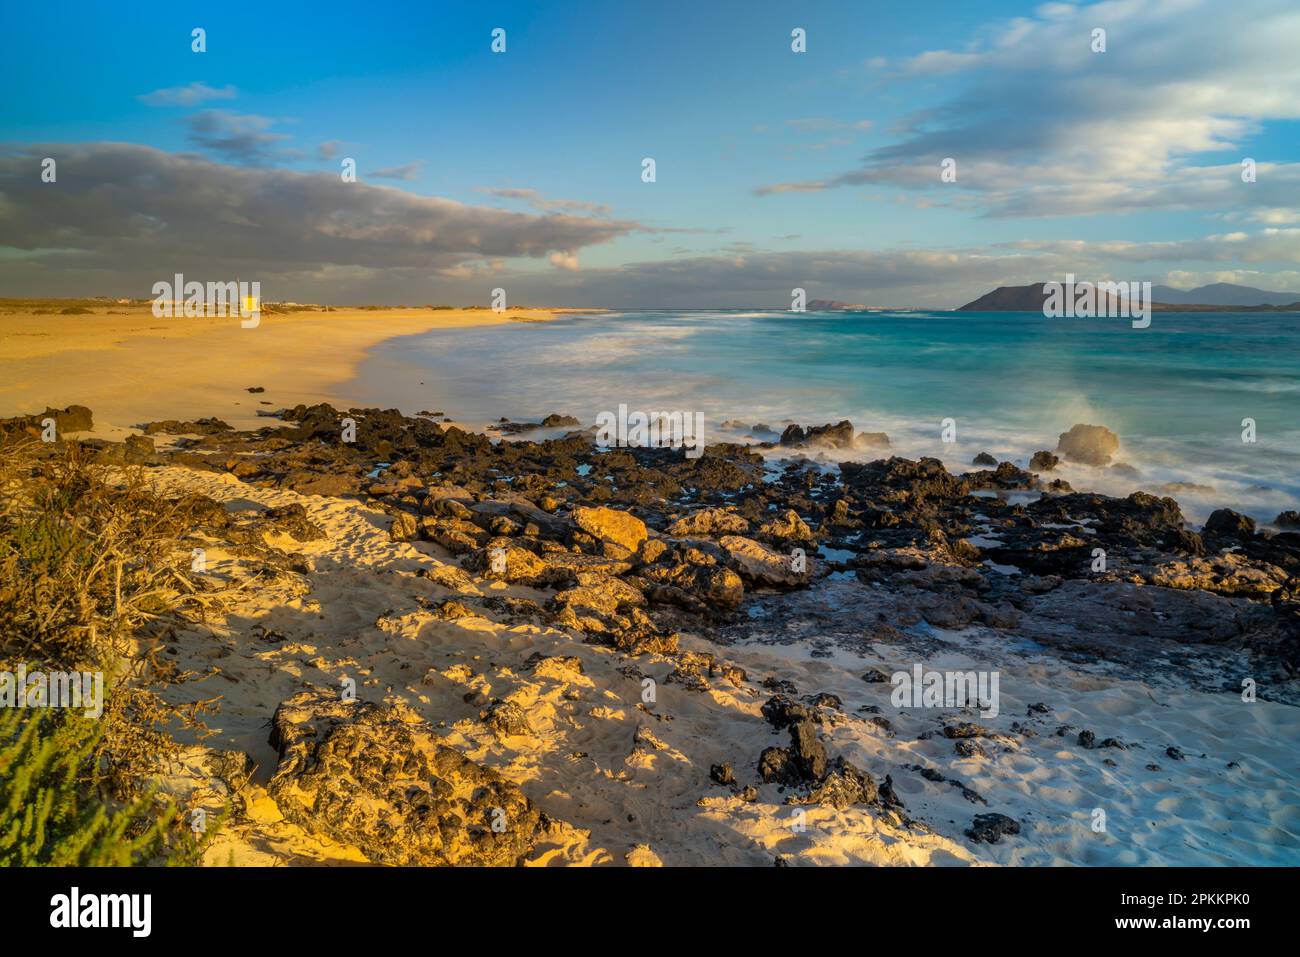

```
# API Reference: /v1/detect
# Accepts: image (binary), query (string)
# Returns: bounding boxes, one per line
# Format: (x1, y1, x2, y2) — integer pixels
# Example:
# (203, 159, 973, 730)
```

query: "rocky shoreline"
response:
(5, 401, 1298, 865)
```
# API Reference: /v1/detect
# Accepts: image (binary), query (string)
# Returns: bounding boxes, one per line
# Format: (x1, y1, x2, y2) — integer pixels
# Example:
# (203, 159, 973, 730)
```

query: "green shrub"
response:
(0, 706, 186, 866)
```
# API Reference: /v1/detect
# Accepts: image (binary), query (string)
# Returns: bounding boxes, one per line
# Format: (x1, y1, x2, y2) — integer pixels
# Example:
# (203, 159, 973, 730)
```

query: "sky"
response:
(2, 0, 1299, 307)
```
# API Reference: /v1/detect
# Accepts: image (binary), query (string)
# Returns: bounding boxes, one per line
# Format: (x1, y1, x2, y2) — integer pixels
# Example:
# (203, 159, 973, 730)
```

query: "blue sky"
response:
(3, 0, 1299, 306)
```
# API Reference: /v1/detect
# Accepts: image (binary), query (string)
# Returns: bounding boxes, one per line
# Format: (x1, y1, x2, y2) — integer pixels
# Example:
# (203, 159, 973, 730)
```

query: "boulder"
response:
(757, 509, 814, 543)
(1029, 450, 1060, 471)
(267, 691, 541, 866)
(44, 405, 94, 433)
(1055, 423, 1119, 466)
(780, 420, 855, 449)
(1203, 508, 1256, 540)
(540, 413, 580, 428)
(571, 505, 647, 553)
(389, 512, 420, 542)
(666, 507, 749, 537)
(466, 538, 547, 584)
(965, 813, 1021, 844)
(855, 432, 891, 451)
(718, 535, 810, 587)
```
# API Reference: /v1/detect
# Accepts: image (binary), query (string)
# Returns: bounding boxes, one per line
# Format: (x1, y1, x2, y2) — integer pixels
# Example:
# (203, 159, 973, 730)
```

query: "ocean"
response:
(352, 309, 1300, 525)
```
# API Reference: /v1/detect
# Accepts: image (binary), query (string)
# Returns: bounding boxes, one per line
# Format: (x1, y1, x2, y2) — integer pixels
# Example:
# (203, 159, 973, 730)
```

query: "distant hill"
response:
(806, 299, 867, 311)
(1150, 282, 1300, 306)
(957, 283, 1300, 312)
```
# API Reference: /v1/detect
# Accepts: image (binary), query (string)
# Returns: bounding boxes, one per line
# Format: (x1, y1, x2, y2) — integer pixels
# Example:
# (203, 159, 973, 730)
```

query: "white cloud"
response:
(758, 0, 1300, 219)
(371, 162, 424, 181)
(139, 82, 237, 107)
(480, 187, 612, 216)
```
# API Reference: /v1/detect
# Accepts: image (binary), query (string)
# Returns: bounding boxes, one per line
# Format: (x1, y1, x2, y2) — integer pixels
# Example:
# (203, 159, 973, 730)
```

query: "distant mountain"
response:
(957, 283, 1300, 312)
(1149, 283, 1300, 306)
(957, 284, 1056, 311)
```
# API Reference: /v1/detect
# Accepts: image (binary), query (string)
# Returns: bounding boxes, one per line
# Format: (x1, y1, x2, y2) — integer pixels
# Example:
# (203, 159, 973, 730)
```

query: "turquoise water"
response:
(354, 310, 1300, 523)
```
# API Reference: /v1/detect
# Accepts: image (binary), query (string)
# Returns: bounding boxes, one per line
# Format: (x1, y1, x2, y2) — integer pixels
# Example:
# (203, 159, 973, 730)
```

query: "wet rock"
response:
(1055, 423, 1119, 466)
(780, 420, 856, 449)
(855, 432, 891, 451)
(1275, 511, 1300, 529)
(972, 452, 998, 467)
(267, 691, 540, 866)
(1078, 729, 1096, 749)
(1204, 508, 1256, 540)
(839, 456, 969, 505)
(540, 413, 580, 428)
(1029, 450, 1060, 471)
(966, 461, 1036, 491)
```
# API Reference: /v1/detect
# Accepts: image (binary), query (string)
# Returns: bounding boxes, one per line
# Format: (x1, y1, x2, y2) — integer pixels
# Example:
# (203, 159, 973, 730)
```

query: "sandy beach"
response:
(0, 302, 582, 436)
